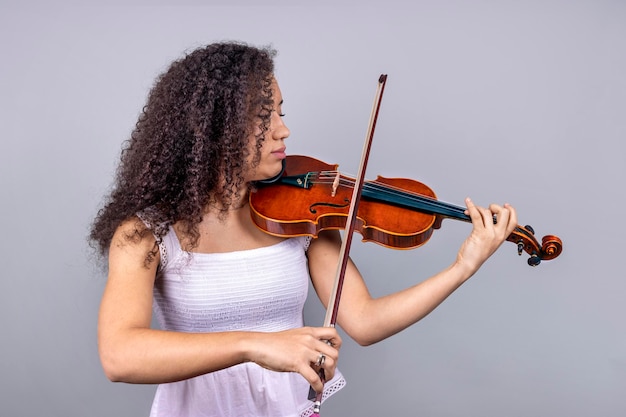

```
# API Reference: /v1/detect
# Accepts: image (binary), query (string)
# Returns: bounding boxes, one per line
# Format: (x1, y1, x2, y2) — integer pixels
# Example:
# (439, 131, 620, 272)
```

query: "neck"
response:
(205, 185, 251, 214)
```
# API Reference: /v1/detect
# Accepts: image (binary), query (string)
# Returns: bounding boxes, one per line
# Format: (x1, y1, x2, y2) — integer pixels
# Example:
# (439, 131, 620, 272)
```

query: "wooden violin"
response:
(250, 154, 563, 266)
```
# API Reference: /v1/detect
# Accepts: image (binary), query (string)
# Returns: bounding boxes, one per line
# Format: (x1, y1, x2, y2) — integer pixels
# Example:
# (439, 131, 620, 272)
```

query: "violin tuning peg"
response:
(527, 254, 541, 267)
(525, 225, 535, 235)
(517, 240, 524, 256)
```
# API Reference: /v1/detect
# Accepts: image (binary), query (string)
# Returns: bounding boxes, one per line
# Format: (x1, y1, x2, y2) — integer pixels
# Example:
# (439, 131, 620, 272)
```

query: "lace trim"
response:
(299, 376, 347, 417)
(303, 235, 312, 252)
(135, 209, 169, 270)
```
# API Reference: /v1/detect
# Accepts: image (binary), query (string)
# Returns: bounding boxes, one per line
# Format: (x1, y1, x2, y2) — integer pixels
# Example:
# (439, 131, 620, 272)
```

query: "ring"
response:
(315, 353, 326, 367)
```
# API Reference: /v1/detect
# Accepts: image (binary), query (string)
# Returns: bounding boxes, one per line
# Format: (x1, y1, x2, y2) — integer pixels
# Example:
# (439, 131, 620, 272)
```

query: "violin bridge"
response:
(331, 171, 340, 197)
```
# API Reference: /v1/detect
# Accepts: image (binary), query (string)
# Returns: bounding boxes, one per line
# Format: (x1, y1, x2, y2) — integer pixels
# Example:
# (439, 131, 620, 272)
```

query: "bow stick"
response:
(309, 74, 388, 416)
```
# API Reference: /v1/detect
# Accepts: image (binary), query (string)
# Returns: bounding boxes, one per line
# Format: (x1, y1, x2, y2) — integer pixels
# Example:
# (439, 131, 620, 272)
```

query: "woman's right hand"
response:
(243, 326, 342, 393)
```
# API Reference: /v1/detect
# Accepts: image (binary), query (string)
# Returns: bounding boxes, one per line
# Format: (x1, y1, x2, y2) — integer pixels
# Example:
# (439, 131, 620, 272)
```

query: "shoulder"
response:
(109, 216, 160, 269)
(306, 230, 342, 263)
(309, 229, 342, 248)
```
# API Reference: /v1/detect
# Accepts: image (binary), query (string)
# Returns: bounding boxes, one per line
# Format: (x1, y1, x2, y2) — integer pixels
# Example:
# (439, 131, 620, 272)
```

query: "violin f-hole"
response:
(309, 199, 350, 214)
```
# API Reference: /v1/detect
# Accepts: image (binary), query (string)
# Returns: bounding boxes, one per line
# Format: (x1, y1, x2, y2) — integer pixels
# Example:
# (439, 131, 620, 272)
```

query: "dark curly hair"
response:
(89, 42, 277, 262)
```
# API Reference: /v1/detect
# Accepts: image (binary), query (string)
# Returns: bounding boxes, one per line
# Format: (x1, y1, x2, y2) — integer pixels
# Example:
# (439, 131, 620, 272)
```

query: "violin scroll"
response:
(508, 225, 563, 267)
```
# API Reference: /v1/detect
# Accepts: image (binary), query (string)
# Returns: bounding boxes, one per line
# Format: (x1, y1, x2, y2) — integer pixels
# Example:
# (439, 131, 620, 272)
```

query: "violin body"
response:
(250, 155, 562, 266)
(251, 155, 440, 249)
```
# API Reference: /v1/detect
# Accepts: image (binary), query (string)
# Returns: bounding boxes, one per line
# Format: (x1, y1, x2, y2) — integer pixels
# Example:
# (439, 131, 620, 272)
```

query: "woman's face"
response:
(246, 79, 290, 182)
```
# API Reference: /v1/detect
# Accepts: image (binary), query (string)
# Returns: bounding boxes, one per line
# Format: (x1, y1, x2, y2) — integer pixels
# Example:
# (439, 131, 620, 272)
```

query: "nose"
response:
(271, 114, 290, 141)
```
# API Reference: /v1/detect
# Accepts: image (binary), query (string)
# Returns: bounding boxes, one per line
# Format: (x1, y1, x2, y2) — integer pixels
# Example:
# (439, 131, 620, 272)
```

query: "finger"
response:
(490, 203, 517, 235)
(320, 356, 335, 381)
(316, 337, 341, 360)
(504, 203, 518, 232)
(310, 352, 336, 382)
(478, 206, 496, 229)
(308, 329, 342, 359)
(326, 334, 342, 350)
(300, 364, 325, 393)
(489, 203, 508, 228)
(312, 352, 326, 367)
(464, 197, 482, 224)
(466, 197, 493, 228)
(312, 327, 342, 346)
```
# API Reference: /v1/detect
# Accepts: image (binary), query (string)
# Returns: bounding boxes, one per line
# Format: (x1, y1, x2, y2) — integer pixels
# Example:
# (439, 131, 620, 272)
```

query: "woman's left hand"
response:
(454, 197, 518, 278)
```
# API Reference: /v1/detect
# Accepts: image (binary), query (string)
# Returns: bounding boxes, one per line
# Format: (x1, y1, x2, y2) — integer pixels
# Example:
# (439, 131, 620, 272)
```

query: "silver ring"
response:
(315, 353, 326, 367)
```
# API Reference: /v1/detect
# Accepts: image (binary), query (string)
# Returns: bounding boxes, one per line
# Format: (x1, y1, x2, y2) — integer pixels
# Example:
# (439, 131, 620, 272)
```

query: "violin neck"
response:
(361, 182, 471, 222)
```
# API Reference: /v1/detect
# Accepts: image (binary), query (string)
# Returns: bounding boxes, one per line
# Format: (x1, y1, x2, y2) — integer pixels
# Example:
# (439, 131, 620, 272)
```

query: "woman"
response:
(89, 41, 517, 417)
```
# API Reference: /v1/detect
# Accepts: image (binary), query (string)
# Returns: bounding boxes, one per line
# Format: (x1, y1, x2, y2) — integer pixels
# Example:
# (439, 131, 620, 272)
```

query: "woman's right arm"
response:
(97, 219, 340, 391)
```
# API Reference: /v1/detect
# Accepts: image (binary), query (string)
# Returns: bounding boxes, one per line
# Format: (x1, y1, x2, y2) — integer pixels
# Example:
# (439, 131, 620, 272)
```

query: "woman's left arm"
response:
(306, 198, 517, 346)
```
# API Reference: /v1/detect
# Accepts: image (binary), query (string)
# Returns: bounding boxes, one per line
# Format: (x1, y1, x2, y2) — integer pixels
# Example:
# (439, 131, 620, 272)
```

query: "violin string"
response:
(311, 171, 468, 219)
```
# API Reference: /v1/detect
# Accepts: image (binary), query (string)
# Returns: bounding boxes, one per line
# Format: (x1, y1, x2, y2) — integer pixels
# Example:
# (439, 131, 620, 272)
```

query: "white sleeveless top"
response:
(147, 225, 345, 417)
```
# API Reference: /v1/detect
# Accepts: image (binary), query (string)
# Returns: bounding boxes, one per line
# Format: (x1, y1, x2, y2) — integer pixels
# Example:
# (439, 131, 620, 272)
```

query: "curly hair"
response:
(89, 42, 277, 262)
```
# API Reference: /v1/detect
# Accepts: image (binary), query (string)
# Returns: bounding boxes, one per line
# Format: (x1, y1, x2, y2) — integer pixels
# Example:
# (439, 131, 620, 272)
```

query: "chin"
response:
(256, 163, 284, 183)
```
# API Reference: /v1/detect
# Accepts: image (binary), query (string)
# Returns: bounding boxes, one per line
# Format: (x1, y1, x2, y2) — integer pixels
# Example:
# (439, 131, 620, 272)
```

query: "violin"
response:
(250, 154, 563, 266)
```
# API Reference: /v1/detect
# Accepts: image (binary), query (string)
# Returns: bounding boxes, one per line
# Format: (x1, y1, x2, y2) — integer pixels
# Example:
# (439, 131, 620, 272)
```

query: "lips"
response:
(271, 147, 287, 159)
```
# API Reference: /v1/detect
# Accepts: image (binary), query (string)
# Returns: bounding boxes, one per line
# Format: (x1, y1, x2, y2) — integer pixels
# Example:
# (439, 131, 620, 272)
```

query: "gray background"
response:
(1, 1, 624, 416)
